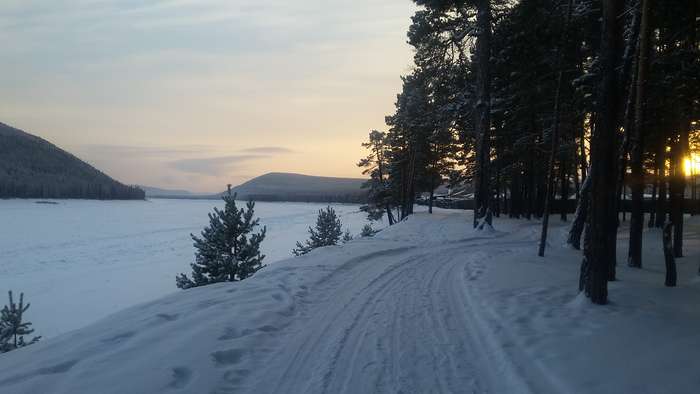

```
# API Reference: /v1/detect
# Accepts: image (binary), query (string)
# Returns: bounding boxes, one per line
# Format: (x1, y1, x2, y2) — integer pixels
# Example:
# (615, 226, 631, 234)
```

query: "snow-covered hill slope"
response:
(228, 172, 367, 203)
(1, 211, 699, 393)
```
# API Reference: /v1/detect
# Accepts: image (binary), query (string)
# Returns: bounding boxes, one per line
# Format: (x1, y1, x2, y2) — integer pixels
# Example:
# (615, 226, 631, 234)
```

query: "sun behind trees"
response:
(176, 186, 266, 289)
(360, 0, 699, 305)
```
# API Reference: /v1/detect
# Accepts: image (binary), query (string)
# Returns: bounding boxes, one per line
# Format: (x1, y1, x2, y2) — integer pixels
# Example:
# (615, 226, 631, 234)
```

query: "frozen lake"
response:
(0, 198, 372, 338)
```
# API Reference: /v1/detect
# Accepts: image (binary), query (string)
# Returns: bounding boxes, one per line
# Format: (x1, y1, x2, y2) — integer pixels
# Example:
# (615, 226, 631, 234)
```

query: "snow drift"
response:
(0, 211, 698, 393)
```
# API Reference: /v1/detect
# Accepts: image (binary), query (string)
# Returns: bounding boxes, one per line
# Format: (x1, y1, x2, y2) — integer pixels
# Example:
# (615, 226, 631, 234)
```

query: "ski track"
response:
(4, 211, 697, 393)
(228, 233, 537, 394)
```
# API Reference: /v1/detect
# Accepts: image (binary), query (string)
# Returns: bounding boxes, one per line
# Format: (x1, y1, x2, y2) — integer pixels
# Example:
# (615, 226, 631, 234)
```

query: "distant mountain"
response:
(140, 185, 195, 198)
(0, 122, 144, 200)
(228, 172, 367, 203)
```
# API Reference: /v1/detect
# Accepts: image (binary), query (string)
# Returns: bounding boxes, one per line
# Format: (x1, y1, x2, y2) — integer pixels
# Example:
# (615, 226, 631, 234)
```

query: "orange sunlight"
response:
(684, 152, 700, 177)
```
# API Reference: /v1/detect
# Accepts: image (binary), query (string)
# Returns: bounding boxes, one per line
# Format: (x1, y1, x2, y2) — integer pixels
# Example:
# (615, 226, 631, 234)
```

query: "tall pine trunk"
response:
(583, 0, 623, 304)
(663, 223, 677, 287)
(560, 158, 570, 221)
(386, 204, 395, 225)
(648, 165, 657, 228)
(580, 115, 590, 185)
(568, 168, 591, 249)
(628, 0, 651, 268)
(538, 0, 574, 256)
(670, 127, 685, 257)
(655, 135, 668, 227)
(614, 0, 642, 227)
(473, 0, 492, 228)
(428, 187, 434, 214)
(526, 140, 536, 220)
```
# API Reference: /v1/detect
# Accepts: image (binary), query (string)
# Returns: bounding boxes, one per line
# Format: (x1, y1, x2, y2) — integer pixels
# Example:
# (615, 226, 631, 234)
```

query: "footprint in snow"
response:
(166, 367, 192, 390)
(197, 299, 224, 309)
(223, 369, 251, 385)
(101, 331, 136, 344)
(37, 360, 79, 375)
(218, 327, 255, 341)
(257, 325, 279, 333)
(211, 349, 245, 366)
(156, 313, 179, 322)
(0, 359, 79, 386)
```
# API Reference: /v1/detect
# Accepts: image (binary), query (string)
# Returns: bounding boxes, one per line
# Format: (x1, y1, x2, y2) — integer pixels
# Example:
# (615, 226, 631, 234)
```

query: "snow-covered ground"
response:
(1, 208, 698, 393)
(0, 199, 371, 338)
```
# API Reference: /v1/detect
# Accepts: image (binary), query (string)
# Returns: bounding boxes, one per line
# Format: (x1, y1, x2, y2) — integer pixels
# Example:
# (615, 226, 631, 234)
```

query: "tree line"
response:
(233, 193, 368, 204)
(360, 0, 699, 304)
(0, 181, 145, 200)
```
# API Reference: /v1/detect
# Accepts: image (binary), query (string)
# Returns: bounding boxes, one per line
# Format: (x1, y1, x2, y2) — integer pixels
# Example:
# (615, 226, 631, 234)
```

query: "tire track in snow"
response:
(238, 245, 420, 393)
(453, 245, 573, 394)
(321, 255, 428, 393)
(274, 253, 425, 393)
(236, 235, 540, 394)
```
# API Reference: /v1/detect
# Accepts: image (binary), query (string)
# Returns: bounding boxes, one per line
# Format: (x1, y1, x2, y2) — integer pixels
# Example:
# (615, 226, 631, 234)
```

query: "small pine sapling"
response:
(292, 206, 343, 256)
(0, 291, 40, 353)
(360, 224, 377, 237)
(342, 228, 353, 243)
(176, 186, 266, 289)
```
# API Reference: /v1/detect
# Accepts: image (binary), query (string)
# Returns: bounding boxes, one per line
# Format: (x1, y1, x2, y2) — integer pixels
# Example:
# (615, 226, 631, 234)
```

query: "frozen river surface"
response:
(0, 198, 370, 338)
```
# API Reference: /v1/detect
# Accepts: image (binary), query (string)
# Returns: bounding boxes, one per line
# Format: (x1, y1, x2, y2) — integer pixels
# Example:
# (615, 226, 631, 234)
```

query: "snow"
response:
(1, 208, 699, 393)
(0, 199, 371, 338)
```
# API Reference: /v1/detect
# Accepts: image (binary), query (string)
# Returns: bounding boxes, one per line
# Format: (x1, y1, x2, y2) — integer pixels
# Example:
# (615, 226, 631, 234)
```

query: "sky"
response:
(0, 0, 416, 192)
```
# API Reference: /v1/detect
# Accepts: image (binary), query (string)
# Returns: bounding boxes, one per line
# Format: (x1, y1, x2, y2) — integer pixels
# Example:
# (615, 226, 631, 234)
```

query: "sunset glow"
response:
(685, 153, 700, 177)
(0, 1, 416, 193)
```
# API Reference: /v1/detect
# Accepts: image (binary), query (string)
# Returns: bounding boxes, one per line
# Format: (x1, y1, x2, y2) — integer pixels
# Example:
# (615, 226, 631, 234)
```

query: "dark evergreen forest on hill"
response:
(0, 122, 144, 200)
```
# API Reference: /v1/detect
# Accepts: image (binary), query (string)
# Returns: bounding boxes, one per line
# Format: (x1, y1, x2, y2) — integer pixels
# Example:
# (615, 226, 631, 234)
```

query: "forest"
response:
(359, 0, 700, 304)
(0, 122, 145, 200)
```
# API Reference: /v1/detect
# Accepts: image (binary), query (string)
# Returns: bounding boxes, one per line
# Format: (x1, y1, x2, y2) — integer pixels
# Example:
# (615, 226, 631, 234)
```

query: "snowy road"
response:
(241, 232, 546, 394)
(2, 211, 699, 394)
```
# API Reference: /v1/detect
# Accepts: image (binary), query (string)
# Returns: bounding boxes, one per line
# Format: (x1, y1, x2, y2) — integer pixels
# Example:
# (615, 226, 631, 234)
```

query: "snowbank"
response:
(0, 210, 698, 393)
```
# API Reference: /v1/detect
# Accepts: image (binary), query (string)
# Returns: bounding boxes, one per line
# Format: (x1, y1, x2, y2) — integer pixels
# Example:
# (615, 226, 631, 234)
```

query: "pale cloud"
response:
(69, 143, 296, 190)
(240, 147, 295, 154)
(79, 144, 214, 158)
(170, 155, 264, 176)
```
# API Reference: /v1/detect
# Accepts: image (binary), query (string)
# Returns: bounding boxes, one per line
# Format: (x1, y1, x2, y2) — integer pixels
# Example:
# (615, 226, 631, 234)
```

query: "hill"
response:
(228, 172, 367, 203)
(140, 185, 195, 198)
(0, 122, 144, 200)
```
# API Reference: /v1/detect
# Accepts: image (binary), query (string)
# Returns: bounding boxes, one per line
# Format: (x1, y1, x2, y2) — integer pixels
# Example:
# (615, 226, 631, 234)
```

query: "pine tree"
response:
(360, 224, 377, 237)
(628, 0, 652, 268)
(368, 0, 699, 303)
(292, 206, 343, 256)
(342, 228, 353, 243)
(358, 130, 396, 224)
(414, 0, 494, 227)
(582, 0, 624, 305)
(538, 0, 575, 257)
(0, 291, 40, 353)
(176, 186, 266, 289)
